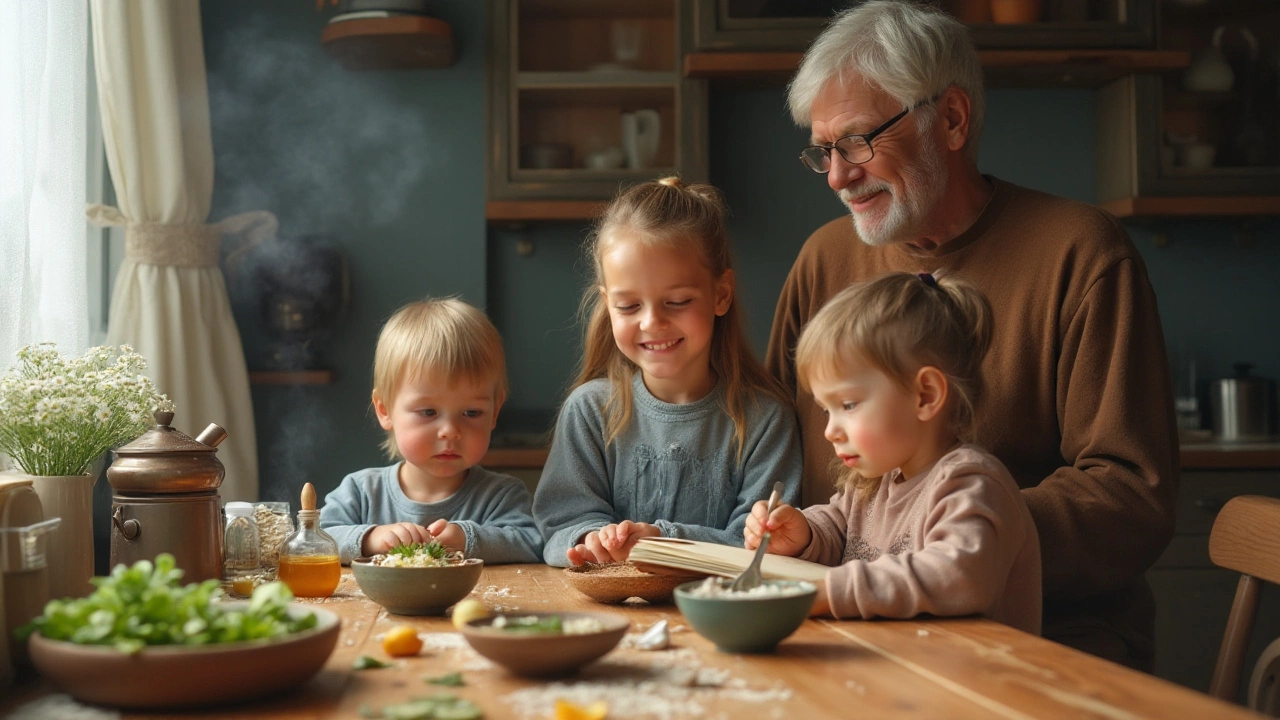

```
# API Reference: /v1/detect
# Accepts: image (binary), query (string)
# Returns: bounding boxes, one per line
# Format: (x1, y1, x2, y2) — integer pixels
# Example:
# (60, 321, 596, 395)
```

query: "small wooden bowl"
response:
(563, 562, 703, 604)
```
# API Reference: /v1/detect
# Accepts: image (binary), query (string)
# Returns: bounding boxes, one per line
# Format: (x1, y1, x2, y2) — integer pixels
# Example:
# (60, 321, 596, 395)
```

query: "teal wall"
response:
(202, 4, 1280, 504)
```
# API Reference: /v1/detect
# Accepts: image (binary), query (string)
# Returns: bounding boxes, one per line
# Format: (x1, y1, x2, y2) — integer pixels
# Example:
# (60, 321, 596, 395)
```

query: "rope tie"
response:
(86, 205, 278, 268)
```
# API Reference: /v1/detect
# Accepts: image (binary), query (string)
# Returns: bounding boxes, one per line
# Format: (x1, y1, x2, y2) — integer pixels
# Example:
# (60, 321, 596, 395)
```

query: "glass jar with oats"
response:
(253, 501, 294, 576)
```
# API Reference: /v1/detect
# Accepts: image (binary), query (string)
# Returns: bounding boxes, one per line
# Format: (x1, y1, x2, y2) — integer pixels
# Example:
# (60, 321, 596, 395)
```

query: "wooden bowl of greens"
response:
(458, 611, 629, 677)
(23, 554, 340, 710)
(351, 541, 484, 616)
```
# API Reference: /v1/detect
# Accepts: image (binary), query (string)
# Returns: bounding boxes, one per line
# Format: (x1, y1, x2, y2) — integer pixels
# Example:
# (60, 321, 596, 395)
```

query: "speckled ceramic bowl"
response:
(351, 556, 484, 615)
(673, 579, 816, 653)
(459, 611, 629, 677)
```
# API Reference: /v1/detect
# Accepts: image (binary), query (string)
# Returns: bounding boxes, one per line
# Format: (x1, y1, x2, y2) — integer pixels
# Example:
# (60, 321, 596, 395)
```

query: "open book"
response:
(629, 537, 830, 583)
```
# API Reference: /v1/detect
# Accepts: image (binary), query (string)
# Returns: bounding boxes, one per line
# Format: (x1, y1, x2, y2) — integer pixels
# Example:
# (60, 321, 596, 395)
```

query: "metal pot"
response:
(106, 411, 227, 493)
(1209, 363, 1277, 443)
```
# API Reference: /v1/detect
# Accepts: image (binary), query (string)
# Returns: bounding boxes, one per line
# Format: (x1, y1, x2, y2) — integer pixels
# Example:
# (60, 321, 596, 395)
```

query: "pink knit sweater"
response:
(799, 445, 1041, 634)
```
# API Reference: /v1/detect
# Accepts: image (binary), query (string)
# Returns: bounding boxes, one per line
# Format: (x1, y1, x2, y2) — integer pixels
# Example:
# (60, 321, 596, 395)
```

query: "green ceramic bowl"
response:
(350, 557, 484, 615)
(673, 578, 817, 653)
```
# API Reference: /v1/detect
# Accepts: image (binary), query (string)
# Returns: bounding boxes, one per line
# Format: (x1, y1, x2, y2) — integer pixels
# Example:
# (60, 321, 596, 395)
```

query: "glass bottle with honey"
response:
(277, 482, 340, 598)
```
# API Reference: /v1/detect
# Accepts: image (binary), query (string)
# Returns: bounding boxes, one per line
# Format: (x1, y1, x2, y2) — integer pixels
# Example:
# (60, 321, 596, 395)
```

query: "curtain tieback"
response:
(86, 205, 279, 268)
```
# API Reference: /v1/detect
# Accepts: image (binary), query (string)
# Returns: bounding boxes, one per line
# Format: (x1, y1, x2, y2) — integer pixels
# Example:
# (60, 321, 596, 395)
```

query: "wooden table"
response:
(3, 565, 1265, 719)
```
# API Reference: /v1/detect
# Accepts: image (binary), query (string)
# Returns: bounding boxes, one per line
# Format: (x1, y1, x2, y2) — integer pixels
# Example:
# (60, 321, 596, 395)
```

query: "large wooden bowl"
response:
(28, 603, 340, 710)
(564, 562, 703, 604)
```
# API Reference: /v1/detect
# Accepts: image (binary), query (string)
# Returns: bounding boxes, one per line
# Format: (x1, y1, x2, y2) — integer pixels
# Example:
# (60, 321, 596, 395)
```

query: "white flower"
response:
(0, 344, 171, 476)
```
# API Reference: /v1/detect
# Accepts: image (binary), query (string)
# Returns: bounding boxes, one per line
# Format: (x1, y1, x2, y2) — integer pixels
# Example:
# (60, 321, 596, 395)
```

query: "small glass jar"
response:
(277, 507, 340, 598)
(252, 501, 294, 574)
(223, 502, 260, 579)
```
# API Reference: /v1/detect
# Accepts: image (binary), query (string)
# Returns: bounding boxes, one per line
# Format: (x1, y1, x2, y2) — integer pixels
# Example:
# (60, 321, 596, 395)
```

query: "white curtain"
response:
(88, 0, 263, 501)
(0, 1, 89, 365)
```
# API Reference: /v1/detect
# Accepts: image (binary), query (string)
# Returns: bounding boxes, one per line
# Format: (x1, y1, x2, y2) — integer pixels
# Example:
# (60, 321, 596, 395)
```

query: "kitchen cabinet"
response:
(1150, 470, 1280, 703)
(486, 0, 708, 206)
(1095, 2, 1280, 213)
(690, 0, 1155, 51)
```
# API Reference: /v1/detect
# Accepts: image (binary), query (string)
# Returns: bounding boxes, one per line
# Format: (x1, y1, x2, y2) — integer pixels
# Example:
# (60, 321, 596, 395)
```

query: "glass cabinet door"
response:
(488, 0, 707, 202)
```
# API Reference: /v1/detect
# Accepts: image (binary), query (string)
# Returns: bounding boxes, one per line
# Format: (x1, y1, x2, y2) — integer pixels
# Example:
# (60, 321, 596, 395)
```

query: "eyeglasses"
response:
(799, 93, 942, 173)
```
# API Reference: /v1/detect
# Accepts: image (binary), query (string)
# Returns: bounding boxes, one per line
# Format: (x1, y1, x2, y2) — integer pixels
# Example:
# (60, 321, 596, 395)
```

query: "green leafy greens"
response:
(16, 553, 316, 654)
(389, 541, 450, 561)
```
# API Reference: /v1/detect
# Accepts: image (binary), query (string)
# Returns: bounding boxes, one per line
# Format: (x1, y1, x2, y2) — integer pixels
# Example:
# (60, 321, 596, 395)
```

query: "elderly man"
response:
(766, 1, 1178, 670)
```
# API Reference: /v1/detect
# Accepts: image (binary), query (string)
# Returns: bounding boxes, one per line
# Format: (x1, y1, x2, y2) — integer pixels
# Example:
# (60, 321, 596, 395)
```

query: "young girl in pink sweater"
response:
(746, 272, 1041, 634)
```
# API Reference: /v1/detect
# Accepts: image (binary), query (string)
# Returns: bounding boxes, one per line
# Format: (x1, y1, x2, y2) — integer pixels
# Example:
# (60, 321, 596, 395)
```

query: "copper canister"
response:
(106, 411, 228, 582)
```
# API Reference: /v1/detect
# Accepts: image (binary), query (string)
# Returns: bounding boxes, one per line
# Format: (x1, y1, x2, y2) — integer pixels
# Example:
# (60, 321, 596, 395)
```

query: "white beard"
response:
(838, 140, 948, 247)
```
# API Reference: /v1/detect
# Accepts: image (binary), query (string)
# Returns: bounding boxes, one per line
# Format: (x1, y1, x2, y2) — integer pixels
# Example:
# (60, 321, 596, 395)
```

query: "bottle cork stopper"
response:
(301, 482, 316, 511)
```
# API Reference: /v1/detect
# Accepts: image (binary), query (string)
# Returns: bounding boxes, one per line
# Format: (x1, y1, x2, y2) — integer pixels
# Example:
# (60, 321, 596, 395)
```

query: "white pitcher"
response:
(621, 110, 661, 170)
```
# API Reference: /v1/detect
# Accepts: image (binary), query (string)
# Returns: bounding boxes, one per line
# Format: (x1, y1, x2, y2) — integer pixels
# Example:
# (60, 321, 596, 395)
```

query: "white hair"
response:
(786, 0, 985, 161)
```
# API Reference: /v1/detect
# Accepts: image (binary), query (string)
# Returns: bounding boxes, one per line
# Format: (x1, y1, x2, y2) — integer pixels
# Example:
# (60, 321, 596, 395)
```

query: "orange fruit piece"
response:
(554, 699, 608, 720)
(381, 624, 424, 657)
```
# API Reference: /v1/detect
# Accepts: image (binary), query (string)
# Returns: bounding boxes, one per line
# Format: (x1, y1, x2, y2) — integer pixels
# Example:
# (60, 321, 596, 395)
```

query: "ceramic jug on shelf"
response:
(621, 109, 661, 170)
(1184, 25, 1256, 92)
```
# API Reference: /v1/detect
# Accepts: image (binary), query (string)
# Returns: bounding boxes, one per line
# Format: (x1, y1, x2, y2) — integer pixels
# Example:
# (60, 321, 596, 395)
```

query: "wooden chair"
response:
(1208, 495, 1280, 703)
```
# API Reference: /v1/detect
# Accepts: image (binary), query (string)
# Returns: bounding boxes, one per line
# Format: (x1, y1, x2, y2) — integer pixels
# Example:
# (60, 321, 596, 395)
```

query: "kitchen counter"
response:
(484, 443, 1280, 471)
(4, 564, 1265, 719)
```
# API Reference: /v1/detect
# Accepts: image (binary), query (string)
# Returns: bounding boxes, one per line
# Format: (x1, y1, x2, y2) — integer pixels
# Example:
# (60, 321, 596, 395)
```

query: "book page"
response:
(630, 538, 830, 583)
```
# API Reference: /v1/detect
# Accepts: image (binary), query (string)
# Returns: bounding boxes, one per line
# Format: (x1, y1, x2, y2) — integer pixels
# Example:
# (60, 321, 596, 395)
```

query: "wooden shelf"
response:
(481, 447, 550, 468)
(249, 370, 335, 386)
(1101, 196, 1280, 218)
(320, 16, 455, 71)
(486, 200, 606, 222)
(683, 50, 1190, 87)
(517, 71, 678, 89)
(1181, 443, 1280, 470)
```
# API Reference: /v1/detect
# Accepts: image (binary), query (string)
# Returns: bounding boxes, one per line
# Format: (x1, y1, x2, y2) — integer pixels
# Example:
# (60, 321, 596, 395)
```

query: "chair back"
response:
(1208, 495, 1280, 705)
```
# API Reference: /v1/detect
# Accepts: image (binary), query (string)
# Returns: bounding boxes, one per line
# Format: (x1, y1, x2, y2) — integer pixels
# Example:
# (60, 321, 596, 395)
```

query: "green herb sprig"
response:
(15, 554, 315, 654)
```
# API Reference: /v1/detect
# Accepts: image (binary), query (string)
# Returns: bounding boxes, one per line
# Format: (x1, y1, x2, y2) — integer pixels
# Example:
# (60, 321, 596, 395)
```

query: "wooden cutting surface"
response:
(2, 564, 1266, 719)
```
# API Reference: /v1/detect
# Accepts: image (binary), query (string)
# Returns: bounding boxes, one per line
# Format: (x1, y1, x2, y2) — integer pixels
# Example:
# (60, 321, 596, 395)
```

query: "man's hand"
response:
(565, 521, 662, 566)
(744, 501, 811, 556)
(427, 519, 466, 553)
(362, 522, 432, 556)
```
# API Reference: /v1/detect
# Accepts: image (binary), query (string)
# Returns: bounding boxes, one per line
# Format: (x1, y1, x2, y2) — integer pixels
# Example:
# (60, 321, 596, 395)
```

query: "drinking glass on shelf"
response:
(611, 20, 644, 69)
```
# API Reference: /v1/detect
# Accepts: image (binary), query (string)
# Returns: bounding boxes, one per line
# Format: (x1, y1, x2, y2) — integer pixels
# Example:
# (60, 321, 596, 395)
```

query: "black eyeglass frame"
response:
(799, 92, 943, 173)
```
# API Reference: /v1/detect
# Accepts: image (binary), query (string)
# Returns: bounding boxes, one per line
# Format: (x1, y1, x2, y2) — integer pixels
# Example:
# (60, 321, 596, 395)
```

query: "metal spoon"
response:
(728, 482, 783, 593)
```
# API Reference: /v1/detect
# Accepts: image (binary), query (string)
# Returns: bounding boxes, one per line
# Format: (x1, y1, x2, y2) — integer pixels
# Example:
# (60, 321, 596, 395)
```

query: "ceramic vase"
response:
(28, 473, 95, 599)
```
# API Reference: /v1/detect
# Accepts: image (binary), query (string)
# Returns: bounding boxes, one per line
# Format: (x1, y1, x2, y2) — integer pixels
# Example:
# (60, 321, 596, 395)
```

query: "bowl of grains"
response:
(673, 577, 816, 653)
(458, 611, 629, 677)
(351, 541, 484, 615)
(563, 562, 703, 604)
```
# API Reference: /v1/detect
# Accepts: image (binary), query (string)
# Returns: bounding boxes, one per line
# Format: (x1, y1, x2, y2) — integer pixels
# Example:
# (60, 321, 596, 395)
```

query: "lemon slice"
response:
(451, 598, 491, 631)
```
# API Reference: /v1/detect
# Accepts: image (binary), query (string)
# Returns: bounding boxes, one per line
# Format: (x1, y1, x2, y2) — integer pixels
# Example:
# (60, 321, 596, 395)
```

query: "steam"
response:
(205, 13, 434, 229)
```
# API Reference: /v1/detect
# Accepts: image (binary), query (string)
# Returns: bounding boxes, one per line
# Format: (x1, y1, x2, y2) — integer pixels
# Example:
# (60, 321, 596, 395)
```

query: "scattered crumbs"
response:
(5, 695, 121, 720)
(622, 596, 650, 606)
(501, 646, 791, 718)
(345, 639, 355, 646)
(483, 585, 513, 598)
(418, 632, 469, 651)
(516, 568, 523, 573)
(917, 629, 930, 637)
(844, 680, 867, 695)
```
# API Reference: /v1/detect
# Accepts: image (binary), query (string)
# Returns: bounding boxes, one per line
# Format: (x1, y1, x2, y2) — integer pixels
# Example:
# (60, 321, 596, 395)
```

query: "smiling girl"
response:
(744, 272, 1041, 633)
(533, 177, 803, 566)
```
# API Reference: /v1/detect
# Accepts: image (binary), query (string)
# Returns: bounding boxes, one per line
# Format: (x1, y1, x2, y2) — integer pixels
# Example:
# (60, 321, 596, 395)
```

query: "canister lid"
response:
(225, 501, 255, 518)
(113, 410, 218, 455)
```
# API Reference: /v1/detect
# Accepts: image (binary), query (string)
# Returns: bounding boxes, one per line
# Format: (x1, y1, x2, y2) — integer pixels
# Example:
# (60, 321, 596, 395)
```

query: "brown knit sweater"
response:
(766, 178, 1178, 661)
